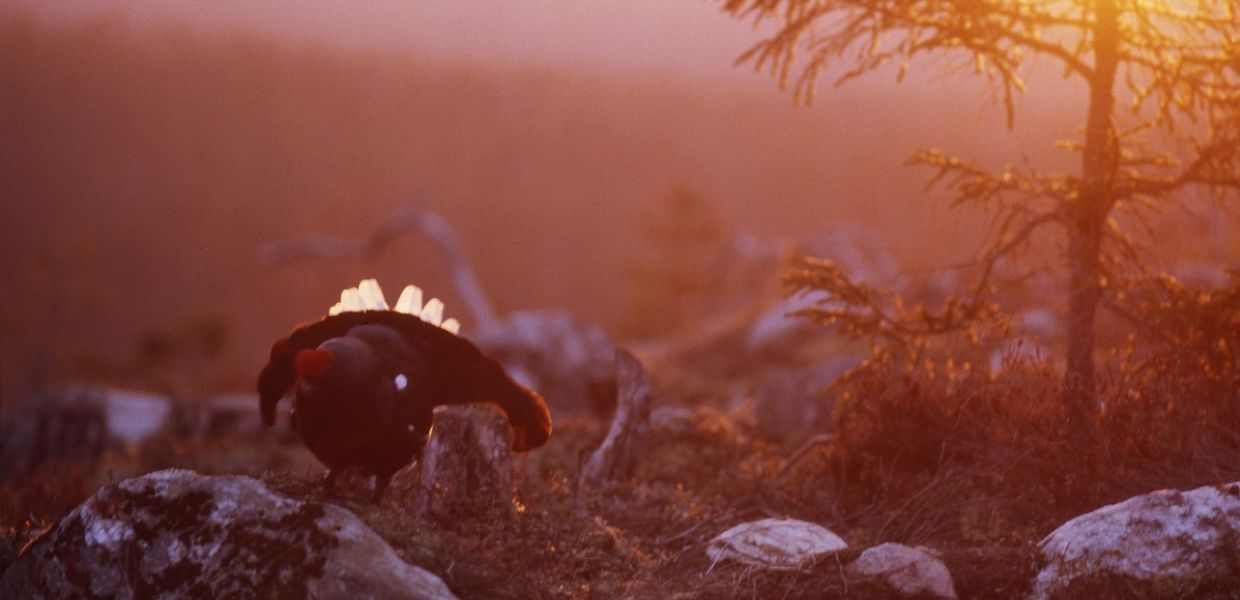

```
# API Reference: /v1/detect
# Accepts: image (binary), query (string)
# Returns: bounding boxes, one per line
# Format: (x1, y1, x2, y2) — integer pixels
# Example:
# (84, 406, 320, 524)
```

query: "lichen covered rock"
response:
(1, 469, 455, 599)
(848, 543, 957, 598)
(706, 518, 846, 570)
(1031, 482, 1240, 599)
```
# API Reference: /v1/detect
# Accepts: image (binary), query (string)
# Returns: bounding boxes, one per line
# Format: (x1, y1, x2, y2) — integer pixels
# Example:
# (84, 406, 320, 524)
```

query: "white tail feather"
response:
(394, 285, 423, 315)
(357, 278, 388, 310)
(420, 298, 444, 326)
(345, 288, 363, 311)
(327, 279, 459, 334)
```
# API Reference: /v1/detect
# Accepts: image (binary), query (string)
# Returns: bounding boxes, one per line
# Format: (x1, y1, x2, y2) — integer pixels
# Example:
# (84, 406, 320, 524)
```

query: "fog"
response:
(4, 0, 764, 78)
(1, 2, 1227, 409)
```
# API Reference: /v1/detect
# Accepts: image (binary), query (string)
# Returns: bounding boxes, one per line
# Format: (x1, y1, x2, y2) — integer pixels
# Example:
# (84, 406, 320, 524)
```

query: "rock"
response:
(1, 385, 111, 477)
(706, 518, 846, 570)
(1, 469, 456, 600)
(413, 405, 512, 519)
(847, 543, 957, 599)
(744, 289, 832, 356)
(473, 310, 616, 416)
(744, 223, 903, 356)
(100, 388, 173, 443)
(751, 360, 851, 446)
(171, 393, 266, 439)
(1030, 482, 1240, 599)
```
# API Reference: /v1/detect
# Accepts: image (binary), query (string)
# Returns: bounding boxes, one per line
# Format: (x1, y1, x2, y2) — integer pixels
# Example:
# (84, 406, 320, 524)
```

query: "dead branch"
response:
(259, 204, 499, 329)
(578, 349, 656, 494)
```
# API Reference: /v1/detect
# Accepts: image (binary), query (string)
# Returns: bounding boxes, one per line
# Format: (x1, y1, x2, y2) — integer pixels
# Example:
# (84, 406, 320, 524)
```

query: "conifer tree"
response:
(723, 0, 1239, 422)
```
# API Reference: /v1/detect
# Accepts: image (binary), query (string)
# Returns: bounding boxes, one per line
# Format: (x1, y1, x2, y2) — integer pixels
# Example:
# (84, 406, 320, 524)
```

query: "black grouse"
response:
(257, 279, 551, 501)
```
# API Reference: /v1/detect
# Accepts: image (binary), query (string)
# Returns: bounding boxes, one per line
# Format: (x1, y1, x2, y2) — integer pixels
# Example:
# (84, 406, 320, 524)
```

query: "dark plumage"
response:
(258, 306, 552, 502)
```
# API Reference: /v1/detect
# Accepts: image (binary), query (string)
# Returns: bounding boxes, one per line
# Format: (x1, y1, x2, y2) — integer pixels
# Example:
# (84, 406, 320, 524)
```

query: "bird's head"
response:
(294, 348, 335, 381)
(293, 337, 379, 400)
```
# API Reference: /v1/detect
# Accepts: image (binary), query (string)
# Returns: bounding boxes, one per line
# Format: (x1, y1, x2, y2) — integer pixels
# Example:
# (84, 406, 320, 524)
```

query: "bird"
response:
(260, 206, 619, 417)
(257, 279, 552, 502)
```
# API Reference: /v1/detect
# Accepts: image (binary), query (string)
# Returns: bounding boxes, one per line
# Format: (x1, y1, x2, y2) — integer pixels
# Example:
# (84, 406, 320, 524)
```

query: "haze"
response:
(6, 0, 1219, 408)
(5, 0, 764, 78)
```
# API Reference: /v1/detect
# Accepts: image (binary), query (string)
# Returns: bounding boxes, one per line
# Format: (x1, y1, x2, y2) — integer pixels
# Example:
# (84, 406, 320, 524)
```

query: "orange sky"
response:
(3, 0, 767, 79)
(2, 2, 1231, 407)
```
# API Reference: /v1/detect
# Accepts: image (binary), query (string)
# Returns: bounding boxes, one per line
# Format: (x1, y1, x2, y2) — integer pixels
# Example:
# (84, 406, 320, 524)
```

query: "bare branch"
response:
(723, 0, 1096, 124)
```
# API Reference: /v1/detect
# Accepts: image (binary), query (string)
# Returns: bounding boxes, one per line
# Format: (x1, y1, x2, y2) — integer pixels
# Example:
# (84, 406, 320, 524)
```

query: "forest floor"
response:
(1, 411, 1040, 600)
(3, 344, 1238, 599)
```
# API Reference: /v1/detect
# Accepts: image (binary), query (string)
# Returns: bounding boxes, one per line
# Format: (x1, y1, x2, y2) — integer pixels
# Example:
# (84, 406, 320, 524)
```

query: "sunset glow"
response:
(1, 1, 1236, 597)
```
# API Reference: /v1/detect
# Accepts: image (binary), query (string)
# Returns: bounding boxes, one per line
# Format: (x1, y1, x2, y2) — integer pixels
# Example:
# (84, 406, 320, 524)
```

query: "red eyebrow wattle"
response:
(294, 349, 334, 380)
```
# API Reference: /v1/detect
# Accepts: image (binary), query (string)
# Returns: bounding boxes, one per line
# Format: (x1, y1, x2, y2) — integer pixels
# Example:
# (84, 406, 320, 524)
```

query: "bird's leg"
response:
(322, 469, 339, 490)
(371, 472, 394, 504)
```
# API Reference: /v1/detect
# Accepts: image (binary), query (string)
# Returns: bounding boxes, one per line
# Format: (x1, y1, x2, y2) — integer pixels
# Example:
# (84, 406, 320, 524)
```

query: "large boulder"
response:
(1, 469, 456, 600)
(1031, 482, 1240, 599)
(847, 543, 957, 599)
(706, 518, 847, 570)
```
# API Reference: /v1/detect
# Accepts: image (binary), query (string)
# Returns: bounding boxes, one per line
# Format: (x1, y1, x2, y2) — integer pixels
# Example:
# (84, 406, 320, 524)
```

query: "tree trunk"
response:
(1064, 0, 1120, 422)
(1064, 215, 1103, 418)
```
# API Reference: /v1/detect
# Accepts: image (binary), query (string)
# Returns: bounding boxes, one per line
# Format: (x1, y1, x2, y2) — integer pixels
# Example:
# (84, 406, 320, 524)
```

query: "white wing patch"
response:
(327, 279, 461, 335)
(394, 373, 408, 391)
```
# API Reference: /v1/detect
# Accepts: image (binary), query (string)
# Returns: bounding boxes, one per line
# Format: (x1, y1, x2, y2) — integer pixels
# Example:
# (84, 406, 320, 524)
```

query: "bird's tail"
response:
(457, 358, 552, 452)
(328, 278, 461, 334)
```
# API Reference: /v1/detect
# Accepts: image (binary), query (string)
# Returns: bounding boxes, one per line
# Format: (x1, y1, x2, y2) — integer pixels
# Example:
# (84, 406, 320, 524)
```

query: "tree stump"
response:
(578, 349, 655, 493)
(412, 404, 512, 518)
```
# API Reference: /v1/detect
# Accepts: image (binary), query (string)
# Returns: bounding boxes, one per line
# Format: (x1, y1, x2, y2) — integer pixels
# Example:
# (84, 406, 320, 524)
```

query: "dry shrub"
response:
(801, 351, 1077, 545)
(1099, 274, 1240, 490)
(781, 275, 1240, 553)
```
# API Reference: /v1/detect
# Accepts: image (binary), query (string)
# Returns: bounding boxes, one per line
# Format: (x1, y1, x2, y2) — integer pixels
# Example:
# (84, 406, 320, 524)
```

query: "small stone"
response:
(847, 543, 957, 599)
(705, 518, 846, 570)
